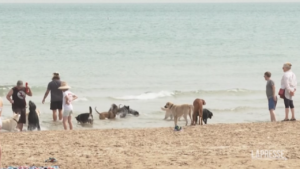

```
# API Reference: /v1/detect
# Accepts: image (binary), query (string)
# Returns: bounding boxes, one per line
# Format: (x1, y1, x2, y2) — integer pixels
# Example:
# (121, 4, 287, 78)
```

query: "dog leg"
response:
(184, 114, 188, 126)
(174, 115, 178, 127)
(37, 124, 41, 131)
(199, 109, 203, 125)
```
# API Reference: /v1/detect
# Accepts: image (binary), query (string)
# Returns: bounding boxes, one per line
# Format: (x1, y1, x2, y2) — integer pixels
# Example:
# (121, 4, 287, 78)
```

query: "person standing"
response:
(58, 82, 78, 130)
(42, 72, 63, 121)
(264, 72, 277, 122)
(281, 63, 297, 121)
(6, 80, 32, 131)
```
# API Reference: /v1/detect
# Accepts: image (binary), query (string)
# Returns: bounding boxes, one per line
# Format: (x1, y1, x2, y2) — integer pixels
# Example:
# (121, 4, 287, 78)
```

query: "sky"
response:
(0, 0, 300, 3)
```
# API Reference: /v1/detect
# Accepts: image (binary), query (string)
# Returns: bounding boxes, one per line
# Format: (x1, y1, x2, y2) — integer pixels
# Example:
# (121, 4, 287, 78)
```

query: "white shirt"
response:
(281, 70, 297, 99)
(63, 90, 75, 111)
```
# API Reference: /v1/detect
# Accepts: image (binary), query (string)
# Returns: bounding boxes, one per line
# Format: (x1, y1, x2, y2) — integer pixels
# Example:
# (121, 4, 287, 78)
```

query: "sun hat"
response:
(58, 81, 71, 90)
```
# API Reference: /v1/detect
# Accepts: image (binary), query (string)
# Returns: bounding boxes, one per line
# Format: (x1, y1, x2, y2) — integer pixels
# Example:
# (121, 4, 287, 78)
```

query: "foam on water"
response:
(112, 91, 174, 100)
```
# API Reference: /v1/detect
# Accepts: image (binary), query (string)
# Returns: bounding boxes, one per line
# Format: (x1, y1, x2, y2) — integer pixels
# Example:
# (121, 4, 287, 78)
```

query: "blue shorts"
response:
(268, 98, 277, 110)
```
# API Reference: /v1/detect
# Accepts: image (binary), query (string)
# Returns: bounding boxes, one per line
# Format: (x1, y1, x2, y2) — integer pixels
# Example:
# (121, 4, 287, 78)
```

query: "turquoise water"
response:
(0, 3, 300, 130)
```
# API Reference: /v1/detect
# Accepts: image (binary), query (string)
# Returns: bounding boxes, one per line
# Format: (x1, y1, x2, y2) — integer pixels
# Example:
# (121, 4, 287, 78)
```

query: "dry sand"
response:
(1, 121, 300, 169)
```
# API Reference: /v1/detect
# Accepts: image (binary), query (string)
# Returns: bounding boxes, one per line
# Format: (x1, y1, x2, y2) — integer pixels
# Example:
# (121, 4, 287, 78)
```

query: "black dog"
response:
(28, 101, 41, 131)
(194, 108, 213, 124)
(75, 106, 93, 124)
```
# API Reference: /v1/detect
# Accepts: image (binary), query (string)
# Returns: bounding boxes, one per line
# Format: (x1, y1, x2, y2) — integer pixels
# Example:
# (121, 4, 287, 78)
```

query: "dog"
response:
(161, 107, 185, 121)
(119, 106, 139, 118)
(164, 102, 193, 126)
(193, 108, 213, 124)
(192, 98, 206, 125)
(27, 101, 41, 131)
(75, 106, 93, 124)
(95, 104, 119, 120)
(1, 113, 20, 132)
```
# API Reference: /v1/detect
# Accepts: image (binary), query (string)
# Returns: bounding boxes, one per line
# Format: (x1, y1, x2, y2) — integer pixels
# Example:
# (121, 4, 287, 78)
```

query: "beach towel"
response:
(0, 166, 59, 169)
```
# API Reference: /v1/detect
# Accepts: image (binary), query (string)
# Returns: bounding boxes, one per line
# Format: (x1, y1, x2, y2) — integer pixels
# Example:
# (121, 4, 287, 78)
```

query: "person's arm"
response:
(26, 86, 32, 96)
(6, 89, 14, 104)
(42, 89, 50, 104)
(272, 82, 277, 101)
(284, 74, 292, 92)
(72, 94, 78, 101)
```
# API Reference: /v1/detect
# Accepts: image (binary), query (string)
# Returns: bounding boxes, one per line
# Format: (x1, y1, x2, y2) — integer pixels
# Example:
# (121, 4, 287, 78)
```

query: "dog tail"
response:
(89, 106, 92, 114)
(202, 99, 206, 105)
(95, 107, 101, 114)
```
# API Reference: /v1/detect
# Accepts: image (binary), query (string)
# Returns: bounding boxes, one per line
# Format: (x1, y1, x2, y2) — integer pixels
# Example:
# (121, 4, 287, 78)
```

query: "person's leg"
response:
(269, 110, 276, 122)
(290, 100, 295, 120)
(62, 116, 68, 130)
(284, 98, 290, 120)
(68, 115, 73, 130)
(52, 110, 57, 121)
(58, 109, 63, 121)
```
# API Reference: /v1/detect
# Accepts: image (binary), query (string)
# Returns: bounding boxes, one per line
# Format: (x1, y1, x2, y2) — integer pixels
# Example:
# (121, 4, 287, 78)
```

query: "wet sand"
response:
(1, 121, 300, 169)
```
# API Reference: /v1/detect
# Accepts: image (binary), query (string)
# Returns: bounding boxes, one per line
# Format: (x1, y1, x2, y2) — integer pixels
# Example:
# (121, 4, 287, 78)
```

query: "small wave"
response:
(209, 106, 263, 113)
(174, 88, 261, 96)
(111, 91, 174, 100)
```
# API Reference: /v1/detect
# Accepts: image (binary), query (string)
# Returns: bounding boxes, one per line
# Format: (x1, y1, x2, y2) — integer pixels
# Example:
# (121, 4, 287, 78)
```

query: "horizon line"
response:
(1, 2, 300, 3)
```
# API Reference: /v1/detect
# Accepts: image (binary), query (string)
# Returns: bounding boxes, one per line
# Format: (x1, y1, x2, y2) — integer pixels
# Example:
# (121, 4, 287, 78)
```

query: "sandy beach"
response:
(1, 121, 300, 169)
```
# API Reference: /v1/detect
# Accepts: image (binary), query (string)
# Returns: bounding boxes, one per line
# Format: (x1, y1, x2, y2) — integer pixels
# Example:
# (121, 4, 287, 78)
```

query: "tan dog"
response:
(1, 113, 20, 132)
(95, 104, 118, 120)
(164, 102, 193, 126)
(192, 98, 206, 125)
(161, 107, 174, 120)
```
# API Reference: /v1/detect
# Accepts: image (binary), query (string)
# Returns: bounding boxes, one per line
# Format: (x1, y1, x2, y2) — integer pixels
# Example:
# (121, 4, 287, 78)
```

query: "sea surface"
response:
(0, 3, 300, 131)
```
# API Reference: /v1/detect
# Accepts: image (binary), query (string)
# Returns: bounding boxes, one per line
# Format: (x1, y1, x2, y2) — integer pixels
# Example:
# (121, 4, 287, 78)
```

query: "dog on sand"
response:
(164, 102, 192, 126)
(75, 106, 93, 124)
(27, 101, 41, 131)
(1, 114, 20, 132)
(95, 104, 119, 120)
(192, 98, 206, 125)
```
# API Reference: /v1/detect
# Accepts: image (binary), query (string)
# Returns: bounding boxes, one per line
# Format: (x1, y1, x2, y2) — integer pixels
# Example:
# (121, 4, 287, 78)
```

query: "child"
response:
(264, 71, 277, 122)
(58, 82, 78, 130)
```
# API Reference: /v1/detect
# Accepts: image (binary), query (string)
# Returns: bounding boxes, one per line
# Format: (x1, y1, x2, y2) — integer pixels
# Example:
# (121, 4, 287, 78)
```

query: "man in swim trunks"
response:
(6, 80, 32, 131)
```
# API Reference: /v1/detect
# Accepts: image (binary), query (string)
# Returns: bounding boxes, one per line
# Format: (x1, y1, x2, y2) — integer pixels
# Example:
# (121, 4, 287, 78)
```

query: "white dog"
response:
(1, 113, 20, 132)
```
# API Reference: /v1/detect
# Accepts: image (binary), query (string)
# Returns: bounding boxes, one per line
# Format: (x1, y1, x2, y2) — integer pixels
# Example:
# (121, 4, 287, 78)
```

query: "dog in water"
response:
(192, 98, 206, 125)
(27, 101, 41, 131)
(164, 102, 193, 126)
(75, 106, 93, 124)
(193, 108, 213, 124)
(119, 105, 139, 118)
(95, 104, 119, 120)
(1, 113, 20, 132)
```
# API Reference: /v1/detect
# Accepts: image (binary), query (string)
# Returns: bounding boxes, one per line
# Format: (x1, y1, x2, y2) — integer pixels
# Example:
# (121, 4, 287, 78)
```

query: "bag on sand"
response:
(278, 89, 285, 99)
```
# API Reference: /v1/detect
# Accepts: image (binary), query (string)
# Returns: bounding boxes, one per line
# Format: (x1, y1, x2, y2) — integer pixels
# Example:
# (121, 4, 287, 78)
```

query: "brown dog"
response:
(95, 104, 118, 120)
(192, 98, 206, 125)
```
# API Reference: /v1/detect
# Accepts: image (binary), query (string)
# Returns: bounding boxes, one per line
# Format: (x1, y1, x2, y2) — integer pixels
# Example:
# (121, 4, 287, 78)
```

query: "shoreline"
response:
(1, 121, 300, 168)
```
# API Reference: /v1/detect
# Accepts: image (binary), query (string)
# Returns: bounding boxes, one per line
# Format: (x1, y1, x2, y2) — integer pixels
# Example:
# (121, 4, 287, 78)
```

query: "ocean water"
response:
(0, 3, 300, 131)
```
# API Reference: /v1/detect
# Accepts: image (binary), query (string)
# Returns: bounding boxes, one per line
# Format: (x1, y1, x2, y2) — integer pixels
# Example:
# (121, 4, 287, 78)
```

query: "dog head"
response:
(207, 110, 213, 119)
(164, 102, 173, 109)
(118, 105, 130, 114)
(129, 109, 139, 116)
(109, 104, 119, 115)
(29, 100, 36, 112)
